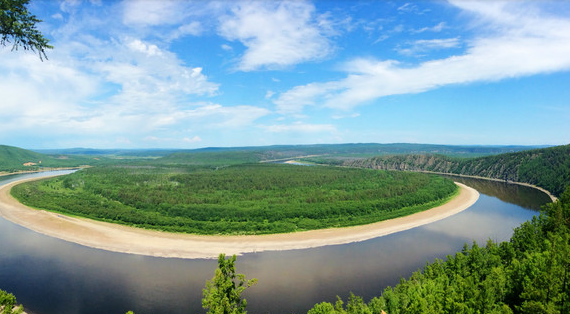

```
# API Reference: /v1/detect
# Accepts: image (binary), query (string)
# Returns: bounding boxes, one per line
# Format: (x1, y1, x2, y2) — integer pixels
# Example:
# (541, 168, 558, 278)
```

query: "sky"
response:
(1, 0, 570, 149)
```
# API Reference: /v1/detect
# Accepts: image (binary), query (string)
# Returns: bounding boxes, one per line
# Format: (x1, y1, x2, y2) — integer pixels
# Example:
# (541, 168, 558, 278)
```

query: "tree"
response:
(1, 0, 52, 60)
(0, 289, 23, 314)
(202, 254, 257, 314)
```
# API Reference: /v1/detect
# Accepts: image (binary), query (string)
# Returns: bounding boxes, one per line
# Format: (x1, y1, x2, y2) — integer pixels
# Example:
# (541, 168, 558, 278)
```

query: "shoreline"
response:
(416, 170, 558, 202)
(0, 176, 478, 259)
(0, 167, 81, 178)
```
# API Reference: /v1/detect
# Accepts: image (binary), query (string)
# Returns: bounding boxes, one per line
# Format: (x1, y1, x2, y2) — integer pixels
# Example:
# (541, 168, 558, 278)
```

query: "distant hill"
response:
(33, 148, 179, 157)
(0, 145, 48, 170)
(342, 144, 570, 197)
(0, 145, 100, 172)
(191, 143, 544, 158)
(6, 143, 563, 193)
(156, 143, 545, 166)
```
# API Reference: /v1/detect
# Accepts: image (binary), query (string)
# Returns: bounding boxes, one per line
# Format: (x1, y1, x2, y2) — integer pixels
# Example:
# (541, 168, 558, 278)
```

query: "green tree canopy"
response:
(203, 254, 257, 314)
(1, 0, 52, 60)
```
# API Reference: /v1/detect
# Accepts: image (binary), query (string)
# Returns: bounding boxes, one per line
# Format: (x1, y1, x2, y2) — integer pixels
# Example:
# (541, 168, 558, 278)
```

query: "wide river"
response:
(0, 171, 552, 314)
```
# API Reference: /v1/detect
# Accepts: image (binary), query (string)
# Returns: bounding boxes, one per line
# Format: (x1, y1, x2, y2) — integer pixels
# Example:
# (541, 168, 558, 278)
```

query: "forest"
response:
(10, 164, 457, 235)
(327, 144, 570, 197)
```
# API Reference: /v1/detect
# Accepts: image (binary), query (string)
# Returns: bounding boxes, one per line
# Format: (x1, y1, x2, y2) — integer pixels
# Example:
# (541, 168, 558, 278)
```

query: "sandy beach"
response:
(0, 176, 479, 259)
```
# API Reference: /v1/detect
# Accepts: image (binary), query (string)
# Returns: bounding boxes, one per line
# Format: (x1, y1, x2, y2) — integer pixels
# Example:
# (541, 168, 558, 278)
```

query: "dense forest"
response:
(11, 164, 457, 235)
(331, 144, 570, 197)
(303, 186, 570, 314)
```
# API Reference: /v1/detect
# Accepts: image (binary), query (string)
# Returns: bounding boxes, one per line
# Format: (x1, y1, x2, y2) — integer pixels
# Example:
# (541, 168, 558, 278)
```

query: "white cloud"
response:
(397, 3, 415, 13)
(121, 1, 208, 41)
(99, 37, 219, 100)
(412, 22, 446, 33)
(144, 135, 202, 144)
(397, 37, 461, 56)
(218, 1, 333, 71)
(60, 0, 81, 13)
(127, 39, 162, 56)
(0, 23, 220, 142)
(122, 0, 186, 26)
(264, 122, 336, 133)
(274, 1, 570, 112)
(0, 51, 101, 133)
(183, 135, 202, 143)
(332, 113, 360, 120)
(397, 3, 429, 15)
(273, 81, 341, 114)
(184, 104, 271, 128)
(170, 21, 203, 39)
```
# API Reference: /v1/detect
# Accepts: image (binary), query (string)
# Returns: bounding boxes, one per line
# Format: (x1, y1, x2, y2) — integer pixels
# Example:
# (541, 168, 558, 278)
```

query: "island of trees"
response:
(11, 164, 457, 235)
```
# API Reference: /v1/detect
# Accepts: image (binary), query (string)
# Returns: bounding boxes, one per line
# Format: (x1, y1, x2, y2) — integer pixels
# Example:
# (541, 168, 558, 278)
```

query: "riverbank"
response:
(0, 167, 81, 177)
(416, 170, 558, 202)
(0, 176, 478, 259)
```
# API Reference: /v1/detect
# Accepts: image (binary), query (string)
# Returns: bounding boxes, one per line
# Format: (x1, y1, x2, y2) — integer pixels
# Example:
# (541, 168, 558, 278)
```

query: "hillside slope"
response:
(344, 144, 570, 196)
(0, 145, 95, 172)
(0, 145, 50, 171)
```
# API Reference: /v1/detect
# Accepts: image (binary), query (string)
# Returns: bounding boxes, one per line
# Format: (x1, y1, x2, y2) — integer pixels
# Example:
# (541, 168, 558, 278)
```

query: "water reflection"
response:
(0, 171, 551, 314)
(441, 175, 551, 210)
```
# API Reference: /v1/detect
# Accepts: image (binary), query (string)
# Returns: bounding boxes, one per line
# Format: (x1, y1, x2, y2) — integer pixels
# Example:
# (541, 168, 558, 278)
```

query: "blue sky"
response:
(1, 0, 569, 149)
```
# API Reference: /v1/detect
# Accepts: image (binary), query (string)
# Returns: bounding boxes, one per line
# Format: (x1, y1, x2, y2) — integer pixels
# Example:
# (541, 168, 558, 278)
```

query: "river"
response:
(0, 171, 552, 314)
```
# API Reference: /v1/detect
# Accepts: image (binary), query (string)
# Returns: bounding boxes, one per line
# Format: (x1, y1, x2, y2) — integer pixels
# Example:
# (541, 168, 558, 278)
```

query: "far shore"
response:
(0, 175, 479, 259)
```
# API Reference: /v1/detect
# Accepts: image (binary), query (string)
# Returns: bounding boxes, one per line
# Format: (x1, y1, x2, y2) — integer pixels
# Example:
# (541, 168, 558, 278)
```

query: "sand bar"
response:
(0, 175, 479, 259)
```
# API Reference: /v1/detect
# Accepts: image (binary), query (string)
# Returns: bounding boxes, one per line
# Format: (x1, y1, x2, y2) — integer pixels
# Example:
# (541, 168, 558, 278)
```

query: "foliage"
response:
(11, 164, 457, 235)
(306, 187, 570, 314)
(203, 254, 257, 314)
(0, 0, 52, 60)
(343, 144, 570, 196)
(159, 151, 267, 166)
(0, 289, 22, 314)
